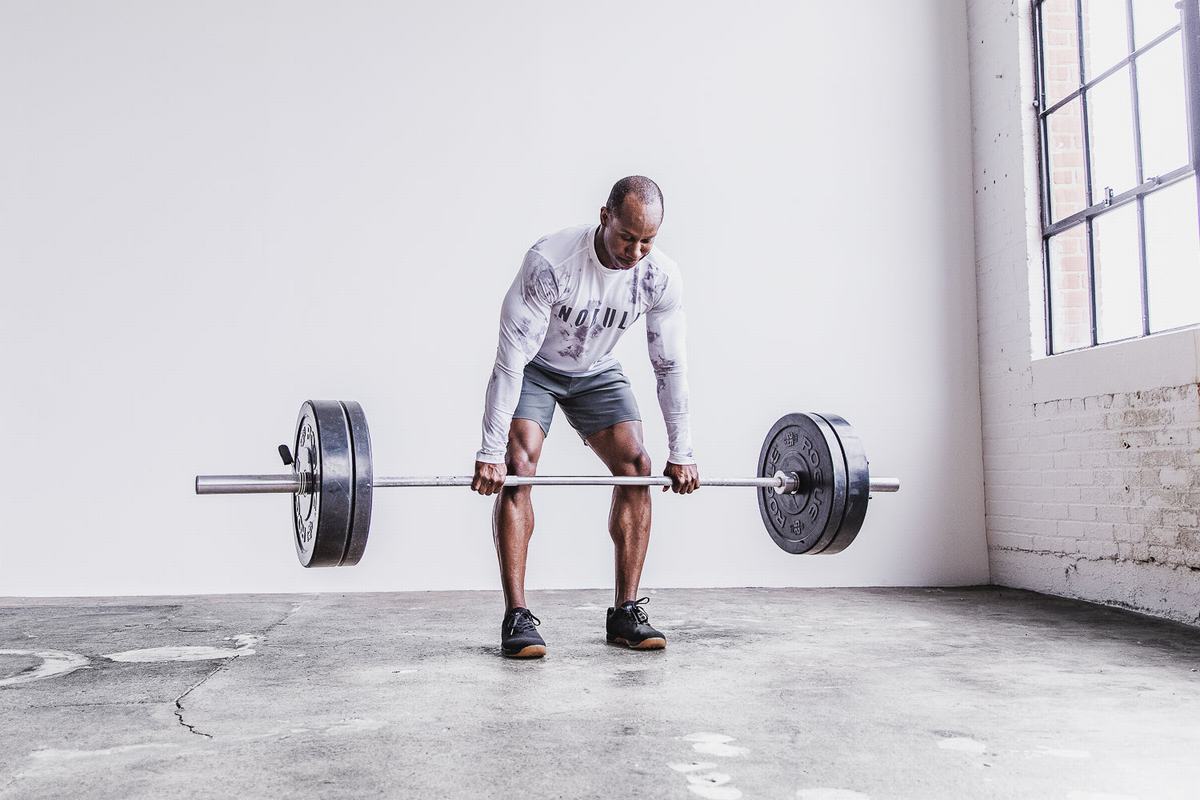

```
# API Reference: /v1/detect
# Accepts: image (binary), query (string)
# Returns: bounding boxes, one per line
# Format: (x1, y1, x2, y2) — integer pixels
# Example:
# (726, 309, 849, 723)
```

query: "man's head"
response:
(598, 176, 664, 270)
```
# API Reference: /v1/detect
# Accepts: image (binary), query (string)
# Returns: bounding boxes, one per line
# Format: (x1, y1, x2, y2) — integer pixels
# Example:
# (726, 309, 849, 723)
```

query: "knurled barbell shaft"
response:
(193, 473, 901, 495)
(376, 475, 785, 489)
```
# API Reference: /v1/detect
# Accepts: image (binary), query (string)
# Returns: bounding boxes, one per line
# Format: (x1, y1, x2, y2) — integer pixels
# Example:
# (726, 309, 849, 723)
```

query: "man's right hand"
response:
(472, 461, 507, 495)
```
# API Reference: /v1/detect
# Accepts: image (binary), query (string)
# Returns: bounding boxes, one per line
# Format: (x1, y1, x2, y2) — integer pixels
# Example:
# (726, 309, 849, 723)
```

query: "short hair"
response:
(605, 175, 664, 218)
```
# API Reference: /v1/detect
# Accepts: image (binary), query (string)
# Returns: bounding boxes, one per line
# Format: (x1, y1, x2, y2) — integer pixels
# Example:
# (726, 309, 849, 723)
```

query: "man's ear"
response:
(599, 206, 609, 228)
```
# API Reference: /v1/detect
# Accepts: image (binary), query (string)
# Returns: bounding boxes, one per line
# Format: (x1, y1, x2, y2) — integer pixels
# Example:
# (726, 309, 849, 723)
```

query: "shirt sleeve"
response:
(646, 268, 695, 465)
(476, 251, 558, 463)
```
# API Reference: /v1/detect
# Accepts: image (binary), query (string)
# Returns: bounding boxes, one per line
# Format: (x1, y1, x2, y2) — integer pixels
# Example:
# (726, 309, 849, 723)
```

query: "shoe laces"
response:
(508, 608, 540, 636)
(623, 597, 651, 624)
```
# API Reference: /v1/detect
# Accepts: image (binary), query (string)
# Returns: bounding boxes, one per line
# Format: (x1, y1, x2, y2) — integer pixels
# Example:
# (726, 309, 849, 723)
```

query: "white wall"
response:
(0, 0, 987, 596)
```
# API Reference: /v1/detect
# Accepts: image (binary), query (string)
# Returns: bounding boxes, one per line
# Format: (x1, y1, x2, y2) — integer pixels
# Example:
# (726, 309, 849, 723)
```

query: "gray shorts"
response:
(514, 360, 642, 440)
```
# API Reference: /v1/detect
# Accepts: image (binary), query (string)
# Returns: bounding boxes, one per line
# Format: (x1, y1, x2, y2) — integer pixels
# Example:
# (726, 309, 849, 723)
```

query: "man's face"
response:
(599, 199, 662, 270)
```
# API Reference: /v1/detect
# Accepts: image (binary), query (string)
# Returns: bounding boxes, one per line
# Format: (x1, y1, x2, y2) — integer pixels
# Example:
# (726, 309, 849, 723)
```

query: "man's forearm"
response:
(477, 360, 524, 463)
(477, 251, 557, 462)
(654, 365, 694, 465)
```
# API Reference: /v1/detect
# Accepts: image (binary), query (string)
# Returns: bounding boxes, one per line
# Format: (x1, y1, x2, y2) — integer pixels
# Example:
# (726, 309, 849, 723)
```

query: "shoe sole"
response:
(502, 644, 547, 659)
(607, 636, 667, 650)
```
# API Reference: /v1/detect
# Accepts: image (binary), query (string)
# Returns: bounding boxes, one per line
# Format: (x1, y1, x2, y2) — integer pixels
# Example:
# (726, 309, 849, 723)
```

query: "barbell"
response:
(194, 400, 900, 567)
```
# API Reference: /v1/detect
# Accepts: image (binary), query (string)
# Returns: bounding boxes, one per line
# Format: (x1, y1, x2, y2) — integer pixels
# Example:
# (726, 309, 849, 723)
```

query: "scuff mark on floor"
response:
(0, 650, 90, 688)
(937, 736, 987, 754)
(30, 743, 180, 761)
(684, 732, 750, 758)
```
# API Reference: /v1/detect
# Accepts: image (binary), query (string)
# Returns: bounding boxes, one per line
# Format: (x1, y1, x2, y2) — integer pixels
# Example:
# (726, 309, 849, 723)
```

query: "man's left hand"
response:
(663, 462, 700, 494)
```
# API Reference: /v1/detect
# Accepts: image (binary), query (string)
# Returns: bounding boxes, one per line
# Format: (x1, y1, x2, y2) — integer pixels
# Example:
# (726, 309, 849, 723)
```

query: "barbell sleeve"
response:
(195, 474, 303, 494)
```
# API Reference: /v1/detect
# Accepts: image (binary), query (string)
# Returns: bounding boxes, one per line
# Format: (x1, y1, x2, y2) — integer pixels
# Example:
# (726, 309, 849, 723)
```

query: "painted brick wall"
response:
(966, 0, 1200, 625)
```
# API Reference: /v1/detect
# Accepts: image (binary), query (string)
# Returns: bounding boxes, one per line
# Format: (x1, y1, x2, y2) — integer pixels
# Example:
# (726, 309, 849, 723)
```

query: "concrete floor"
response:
(1, 587, 1197, 800)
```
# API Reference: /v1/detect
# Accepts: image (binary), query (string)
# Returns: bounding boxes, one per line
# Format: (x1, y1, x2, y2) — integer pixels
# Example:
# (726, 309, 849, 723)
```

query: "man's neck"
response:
(593, 226, 615, 270)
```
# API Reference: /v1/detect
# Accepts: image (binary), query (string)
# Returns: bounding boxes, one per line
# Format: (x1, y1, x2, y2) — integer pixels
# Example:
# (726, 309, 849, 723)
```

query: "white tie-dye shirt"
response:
(476, 225, 694, 465)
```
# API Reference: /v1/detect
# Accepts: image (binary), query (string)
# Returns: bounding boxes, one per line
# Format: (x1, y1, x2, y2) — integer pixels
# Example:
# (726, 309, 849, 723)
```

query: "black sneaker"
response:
(606, 597, 666, 650)
(501, 607, 546, 658)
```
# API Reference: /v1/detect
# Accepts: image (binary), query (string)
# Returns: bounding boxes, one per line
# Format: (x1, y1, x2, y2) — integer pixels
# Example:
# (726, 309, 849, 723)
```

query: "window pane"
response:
(1047, 98, 1089, 222)
(1092, 203, 1143, 342)
(1133, 0, 1182, 48)
(1081, 0, 1131, 79)
(1137, 33, 1189, 180)
(1145, 178, 1200, 332)
(1042, 0, 1082, 106)
(1088, 69, 1138, 203)
(1048, 224, 1093, 352)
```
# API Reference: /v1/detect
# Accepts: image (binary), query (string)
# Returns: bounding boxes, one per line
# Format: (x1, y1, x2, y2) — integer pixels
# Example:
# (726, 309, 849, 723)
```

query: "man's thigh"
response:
(584, 420, 648, 473)
(558, 365, 642, 442)
(512, 363, 565, 436)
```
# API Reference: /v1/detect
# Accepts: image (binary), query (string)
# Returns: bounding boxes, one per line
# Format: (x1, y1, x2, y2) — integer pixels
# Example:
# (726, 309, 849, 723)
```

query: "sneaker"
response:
(606, 597, 666, 650)
(501, 607, 546, 658)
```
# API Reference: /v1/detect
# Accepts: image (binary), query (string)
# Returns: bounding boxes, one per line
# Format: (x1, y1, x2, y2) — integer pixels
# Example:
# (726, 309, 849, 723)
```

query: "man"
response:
(472, 176, 699, 659)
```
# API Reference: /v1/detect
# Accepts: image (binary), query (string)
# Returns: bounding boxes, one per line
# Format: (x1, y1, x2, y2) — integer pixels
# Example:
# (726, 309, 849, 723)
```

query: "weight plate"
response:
(813, 413, 871, 555)
(293, 400, 353, 568)
(757, 412, 848, 555)
(339, 400, 373, 566)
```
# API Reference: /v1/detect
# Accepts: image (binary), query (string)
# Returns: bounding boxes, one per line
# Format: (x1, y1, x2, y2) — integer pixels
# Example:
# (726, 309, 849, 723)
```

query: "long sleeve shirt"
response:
(476, 224, 694, 465)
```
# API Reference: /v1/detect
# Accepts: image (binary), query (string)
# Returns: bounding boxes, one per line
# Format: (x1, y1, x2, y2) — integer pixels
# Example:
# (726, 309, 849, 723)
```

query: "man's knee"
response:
(505, 420, 544, 480)
(505, 449, 538, 476)
(612, 448, 652, 478)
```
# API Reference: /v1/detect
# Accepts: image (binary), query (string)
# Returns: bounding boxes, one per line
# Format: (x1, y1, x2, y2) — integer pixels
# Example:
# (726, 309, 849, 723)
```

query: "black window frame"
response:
(1034, 0, 1200, 355)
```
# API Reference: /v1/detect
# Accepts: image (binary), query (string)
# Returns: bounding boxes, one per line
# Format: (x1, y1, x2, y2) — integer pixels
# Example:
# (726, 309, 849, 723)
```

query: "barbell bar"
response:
(196, 473, 902, 494)
(194, 400, 900, 567)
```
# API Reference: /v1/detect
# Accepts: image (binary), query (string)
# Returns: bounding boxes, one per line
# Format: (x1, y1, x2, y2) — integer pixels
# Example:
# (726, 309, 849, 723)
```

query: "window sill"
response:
(1031, 327, 1200, 403)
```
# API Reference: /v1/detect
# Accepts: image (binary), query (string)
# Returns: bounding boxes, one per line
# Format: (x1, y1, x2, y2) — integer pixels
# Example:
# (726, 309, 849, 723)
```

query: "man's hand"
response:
(663, 462, 700, 494)
(472, 461, 507, 495)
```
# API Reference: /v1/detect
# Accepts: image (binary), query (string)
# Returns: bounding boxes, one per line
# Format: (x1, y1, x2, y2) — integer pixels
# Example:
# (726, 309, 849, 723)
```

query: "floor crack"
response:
(262, 594, 319, 638)
(170, 595, 319, 740)
(173, 661, 227, 739)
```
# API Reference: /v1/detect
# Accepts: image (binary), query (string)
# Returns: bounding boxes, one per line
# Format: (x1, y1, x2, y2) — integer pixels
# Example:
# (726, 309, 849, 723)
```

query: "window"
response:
(1035, 0, 1200, 354)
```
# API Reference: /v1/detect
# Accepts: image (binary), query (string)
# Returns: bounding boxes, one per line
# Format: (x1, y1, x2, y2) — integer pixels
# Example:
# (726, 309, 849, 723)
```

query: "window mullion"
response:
(1036, 1, 1052, 233)
(1184, 0, 1200, 171)
(1125, 0, 1150, 337)
(1136, 195, 1150, 336)
(1182, 0, 1200, 255)
(1075, 0, 1098, 346)
(1035, 1, 1054, 354)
